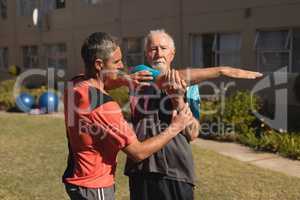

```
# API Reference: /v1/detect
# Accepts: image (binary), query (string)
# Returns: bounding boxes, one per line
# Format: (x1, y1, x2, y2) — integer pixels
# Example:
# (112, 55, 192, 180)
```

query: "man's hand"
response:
(219, 66, 263, 79)
(169, 103, 194, 133)
(162, 69, 187, 110)
(120, 70, 154, 88)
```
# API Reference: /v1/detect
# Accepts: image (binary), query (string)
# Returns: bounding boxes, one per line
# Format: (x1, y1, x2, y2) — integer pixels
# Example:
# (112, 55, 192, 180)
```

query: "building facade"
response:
(1, 0, 300, 76)
(0, 0, 300, 101)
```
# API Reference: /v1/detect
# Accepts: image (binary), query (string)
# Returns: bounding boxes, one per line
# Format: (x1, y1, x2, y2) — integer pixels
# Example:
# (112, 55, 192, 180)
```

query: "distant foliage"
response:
(201, 90, 300, 160)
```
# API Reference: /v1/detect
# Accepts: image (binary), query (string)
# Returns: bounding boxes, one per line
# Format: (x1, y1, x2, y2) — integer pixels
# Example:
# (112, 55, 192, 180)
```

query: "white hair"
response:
(144, 29, 175, 51)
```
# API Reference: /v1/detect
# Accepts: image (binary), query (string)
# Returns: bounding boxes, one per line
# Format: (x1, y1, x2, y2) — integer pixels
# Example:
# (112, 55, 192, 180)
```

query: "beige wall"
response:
(1, 0, 300, 77)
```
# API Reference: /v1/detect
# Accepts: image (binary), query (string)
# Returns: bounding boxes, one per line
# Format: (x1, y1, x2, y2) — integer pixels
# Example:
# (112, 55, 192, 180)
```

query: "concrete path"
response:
(194, 138, 300, 178)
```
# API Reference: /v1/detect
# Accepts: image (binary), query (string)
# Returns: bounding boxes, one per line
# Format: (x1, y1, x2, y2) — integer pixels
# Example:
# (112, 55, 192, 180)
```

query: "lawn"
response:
(0, 113, 300, 200)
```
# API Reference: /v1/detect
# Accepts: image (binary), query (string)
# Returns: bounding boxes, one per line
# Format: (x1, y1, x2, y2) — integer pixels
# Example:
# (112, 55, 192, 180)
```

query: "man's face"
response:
(101, 46, 124, 80)
(146, 34, 175, 72)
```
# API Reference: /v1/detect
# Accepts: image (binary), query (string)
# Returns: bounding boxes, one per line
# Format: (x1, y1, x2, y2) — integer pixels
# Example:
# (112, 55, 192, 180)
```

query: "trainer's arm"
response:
(104, 70, 153, 90)
(122, 104, 193, 162)
(123, 126, 179, 162)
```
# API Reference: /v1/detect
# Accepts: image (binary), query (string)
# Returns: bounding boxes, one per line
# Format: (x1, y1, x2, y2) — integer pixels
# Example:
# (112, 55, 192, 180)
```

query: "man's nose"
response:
(155, 48, 163, 57)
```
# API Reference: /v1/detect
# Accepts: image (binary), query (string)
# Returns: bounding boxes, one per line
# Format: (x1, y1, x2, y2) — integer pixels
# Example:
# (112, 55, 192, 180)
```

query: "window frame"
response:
(17, 0, 38, 17)
(122, 37, 144, 68)
(0, 0, 7, 20)
(190, 32, 241, 67)
(45, 43, 67, 70)
(55, 0, 65, 9)
(255, 29, 293, 72)
(0, 47, 8, 70)
(22, 45, 39, 69)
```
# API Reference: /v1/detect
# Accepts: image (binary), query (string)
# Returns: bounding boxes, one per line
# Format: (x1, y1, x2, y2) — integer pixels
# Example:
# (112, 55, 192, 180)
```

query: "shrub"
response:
(201, 90, 300, 160)
(200, 90, 260, 141)
(0, 79, 50, 111)
(0, 79, 17, 110)
(108, 87, 130, 119)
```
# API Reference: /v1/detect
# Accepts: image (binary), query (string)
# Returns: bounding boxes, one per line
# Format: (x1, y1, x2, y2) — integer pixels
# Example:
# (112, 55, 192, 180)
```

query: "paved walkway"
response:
(194, 138, 300, 178)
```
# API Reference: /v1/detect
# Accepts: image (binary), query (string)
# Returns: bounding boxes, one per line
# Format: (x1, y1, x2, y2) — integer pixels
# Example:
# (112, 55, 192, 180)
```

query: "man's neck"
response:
(85, 76, 105, 91)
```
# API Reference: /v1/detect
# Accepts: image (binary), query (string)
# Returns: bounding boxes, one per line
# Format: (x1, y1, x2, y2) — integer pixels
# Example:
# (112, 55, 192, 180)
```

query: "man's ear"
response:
(171, 48, 176, 60)
(94, 58, 104, 71)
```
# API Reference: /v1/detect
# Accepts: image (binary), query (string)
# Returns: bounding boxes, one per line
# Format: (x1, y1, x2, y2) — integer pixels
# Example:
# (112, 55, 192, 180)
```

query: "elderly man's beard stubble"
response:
(152, 61, 170, 73)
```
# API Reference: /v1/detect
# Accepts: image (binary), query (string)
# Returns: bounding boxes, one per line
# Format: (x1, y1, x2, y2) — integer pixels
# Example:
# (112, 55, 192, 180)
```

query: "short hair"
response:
(81, 32, 119, 69)
(144, 29, 175, 51)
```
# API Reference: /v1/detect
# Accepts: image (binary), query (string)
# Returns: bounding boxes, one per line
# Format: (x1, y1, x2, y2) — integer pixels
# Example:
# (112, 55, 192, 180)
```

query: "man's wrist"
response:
(171, 97, 185, 109)
(166, 124, 181, 136)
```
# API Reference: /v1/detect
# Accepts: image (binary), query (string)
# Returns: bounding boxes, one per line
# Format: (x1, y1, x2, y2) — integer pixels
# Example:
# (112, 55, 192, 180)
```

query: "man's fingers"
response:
(138, 82, 151, 86)
(235, 69, 263, 79)
(137, 76, 153, 81)
(181, 79, 187, 88)
(171, 69, 178, 89)
(137, 70, 152, 76)
(175, 70, 181, 86)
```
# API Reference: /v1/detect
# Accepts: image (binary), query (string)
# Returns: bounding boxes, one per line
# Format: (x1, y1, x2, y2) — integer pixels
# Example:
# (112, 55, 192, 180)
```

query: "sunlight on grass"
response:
(0, 113, 300, 200)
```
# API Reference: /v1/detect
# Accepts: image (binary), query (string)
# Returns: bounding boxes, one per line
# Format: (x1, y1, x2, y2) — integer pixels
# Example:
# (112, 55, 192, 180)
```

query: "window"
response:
(0, 0, 7, 19)
(293, 29, 300, 72)
(22, 45, 39, 68)
(122, 37, 144, 67)
(81, 0, 102, 5)
(0, 47, 8, 69)
(256, 30, 291, 72)
(191, 33, 241, 67)
(46, 43, 67, 70)
(256, 29, 300, 73)
(17, 0, 38, 16)
(214, 33, 241, 66)
(55, 0, 65, 9)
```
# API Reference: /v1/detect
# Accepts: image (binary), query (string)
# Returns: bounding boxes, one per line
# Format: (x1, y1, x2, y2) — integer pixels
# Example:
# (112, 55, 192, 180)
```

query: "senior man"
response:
(124, 29, 201, 200)
(124, 29, 263, 200)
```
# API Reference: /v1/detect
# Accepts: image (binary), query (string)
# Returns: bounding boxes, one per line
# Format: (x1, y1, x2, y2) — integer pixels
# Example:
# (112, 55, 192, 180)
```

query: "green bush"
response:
(0, 79, 50, 111)
(201, 90, 300, 160)
(254, 130, 300, 160)
(0, 79, 17, 110)
(200, 90, 260, 141)
(108, 87, 131, 119)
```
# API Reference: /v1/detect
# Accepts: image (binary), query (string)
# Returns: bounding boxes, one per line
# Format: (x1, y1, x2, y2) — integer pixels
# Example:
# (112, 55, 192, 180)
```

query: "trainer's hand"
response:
(169, 103, 194, 133)
(122, 70, 153, 88)
(220, 66, 263, 79)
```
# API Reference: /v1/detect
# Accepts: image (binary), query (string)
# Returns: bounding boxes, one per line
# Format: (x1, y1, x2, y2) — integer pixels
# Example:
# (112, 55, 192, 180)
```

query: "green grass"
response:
(0, 113, 300, 200)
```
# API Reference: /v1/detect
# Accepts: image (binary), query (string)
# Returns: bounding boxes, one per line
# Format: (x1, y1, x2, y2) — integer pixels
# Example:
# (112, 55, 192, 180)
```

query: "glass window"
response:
(0, 47, 8, 69)
(46, 43, 67, 70)
(22, 45, 39, 68)
(191, 33, 240, 67)
(215, 33, 241, 66)
(56, 0, 65, 9)
(17, 0, 38, 16)
(122, 38, 144, 67)
(191, 35, 204, 67)
(81, 0, 102, 5)
(292, 29, 300, 73)
(256, 30, 290, 72)
(0, 0, 7, 19)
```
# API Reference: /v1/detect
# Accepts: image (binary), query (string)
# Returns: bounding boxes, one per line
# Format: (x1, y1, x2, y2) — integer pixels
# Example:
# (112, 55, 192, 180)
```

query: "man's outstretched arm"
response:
(156, 66, 263, 87)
